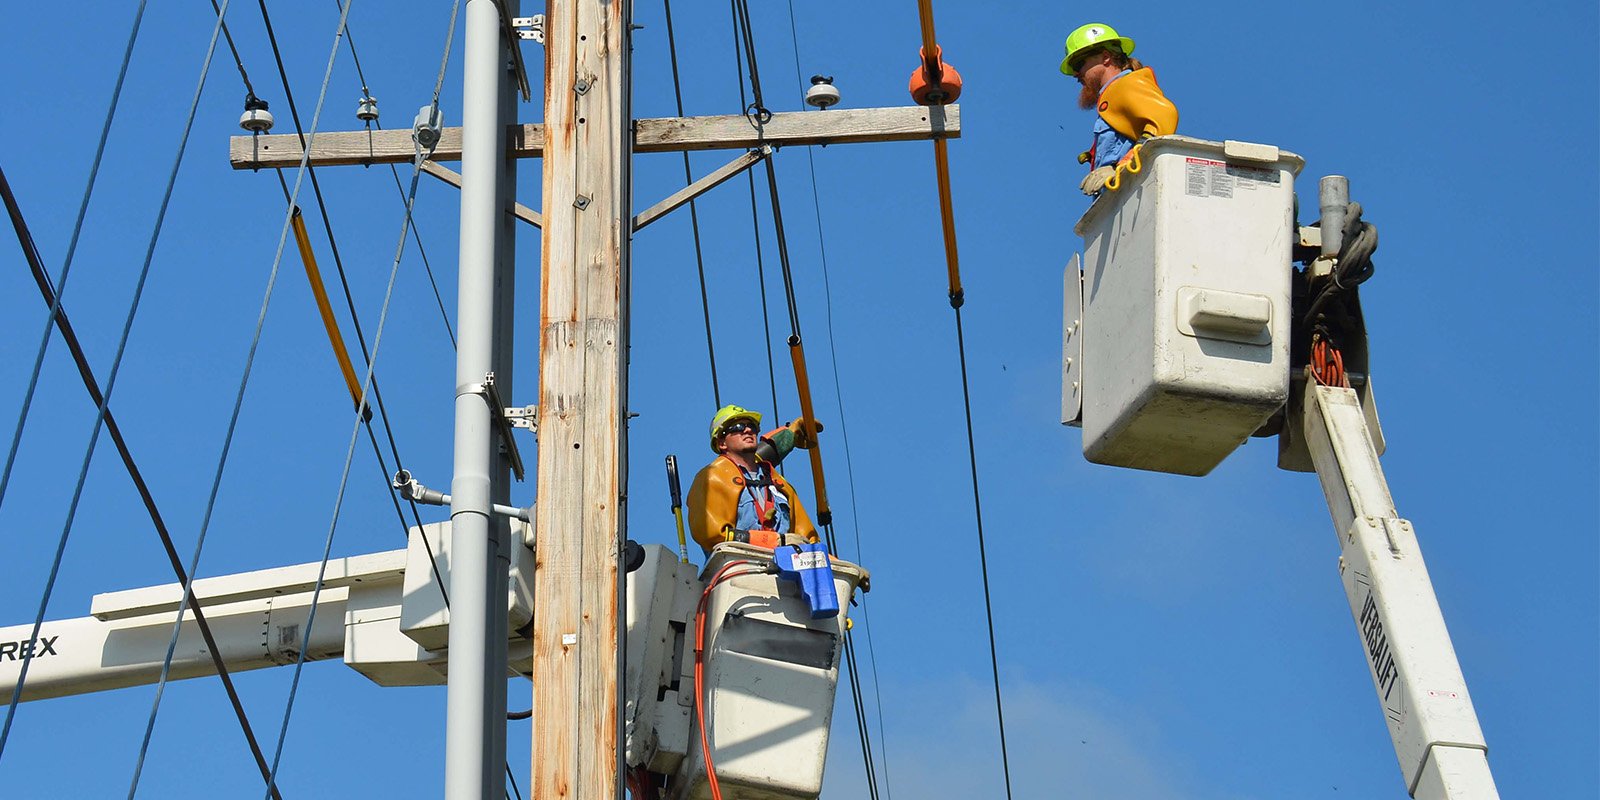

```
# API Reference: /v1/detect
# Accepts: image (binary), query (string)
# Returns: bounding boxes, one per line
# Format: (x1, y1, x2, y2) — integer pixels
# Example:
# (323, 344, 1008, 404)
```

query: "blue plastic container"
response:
(775, 543, 839, 619)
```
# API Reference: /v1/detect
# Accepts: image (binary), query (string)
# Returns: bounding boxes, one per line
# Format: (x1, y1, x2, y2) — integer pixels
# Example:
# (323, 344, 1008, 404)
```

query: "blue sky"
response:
(0, 1, 1595, 798)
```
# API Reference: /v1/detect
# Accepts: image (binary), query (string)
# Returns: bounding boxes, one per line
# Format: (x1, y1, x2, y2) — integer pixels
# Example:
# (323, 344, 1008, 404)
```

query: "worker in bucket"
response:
(1062, 22, 1179, 195)
(687, 404, 821, 554)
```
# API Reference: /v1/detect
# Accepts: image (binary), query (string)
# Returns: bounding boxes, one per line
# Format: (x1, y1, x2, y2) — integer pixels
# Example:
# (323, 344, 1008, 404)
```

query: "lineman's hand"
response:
(1079, 166, 1115, 196)
(788, 417, 824, 449)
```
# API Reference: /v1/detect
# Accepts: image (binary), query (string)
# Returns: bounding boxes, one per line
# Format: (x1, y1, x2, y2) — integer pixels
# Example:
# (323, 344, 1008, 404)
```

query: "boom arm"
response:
(1301, 381, 1500, 799)
(0, 521, 538, 704)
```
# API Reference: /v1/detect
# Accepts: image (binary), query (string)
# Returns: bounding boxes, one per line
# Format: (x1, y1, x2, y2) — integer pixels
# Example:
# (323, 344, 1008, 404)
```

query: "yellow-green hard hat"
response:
(1061, 23, 1135, 75)
(709, 404, 762, 452)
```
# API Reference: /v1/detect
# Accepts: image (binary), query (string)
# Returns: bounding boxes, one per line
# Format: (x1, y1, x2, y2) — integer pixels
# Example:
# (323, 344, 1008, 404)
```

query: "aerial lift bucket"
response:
(1064, 135, 1305, 475)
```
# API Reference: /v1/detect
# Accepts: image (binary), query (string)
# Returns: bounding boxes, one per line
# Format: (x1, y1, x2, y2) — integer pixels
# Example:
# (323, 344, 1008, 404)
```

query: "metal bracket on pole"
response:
(512, 14, 545, 43)
(467, 372, 527, 481)
(393, 469, 532, 522)
(503, 405, 538, 431)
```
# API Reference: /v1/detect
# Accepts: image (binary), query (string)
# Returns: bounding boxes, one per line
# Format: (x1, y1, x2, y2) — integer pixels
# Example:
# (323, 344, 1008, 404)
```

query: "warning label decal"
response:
(1185, 157, 1279, 199)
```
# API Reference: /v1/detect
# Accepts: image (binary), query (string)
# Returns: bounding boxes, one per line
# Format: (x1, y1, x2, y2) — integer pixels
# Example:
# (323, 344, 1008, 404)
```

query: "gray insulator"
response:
(356, 95, 379, 122)
(239, 107, 274, 132)
(804, 74, 840, 109)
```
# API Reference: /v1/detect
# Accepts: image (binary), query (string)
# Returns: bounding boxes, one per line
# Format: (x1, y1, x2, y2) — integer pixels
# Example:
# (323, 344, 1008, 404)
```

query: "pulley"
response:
(238, 95, 275, 133)
(804, 75, 840, 110)
(356, 94, 379, 123)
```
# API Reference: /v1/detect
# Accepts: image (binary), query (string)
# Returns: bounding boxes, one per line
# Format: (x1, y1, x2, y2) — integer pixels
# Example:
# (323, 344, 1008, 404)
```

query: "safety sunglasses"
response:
(719, 420, 759, 436)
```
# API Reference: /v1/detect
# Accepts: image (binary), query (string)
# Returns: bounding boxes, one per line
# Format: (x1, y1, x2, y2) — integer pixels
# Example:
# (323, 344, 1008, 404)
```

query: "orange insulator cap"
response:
(909, 45, 962, 105)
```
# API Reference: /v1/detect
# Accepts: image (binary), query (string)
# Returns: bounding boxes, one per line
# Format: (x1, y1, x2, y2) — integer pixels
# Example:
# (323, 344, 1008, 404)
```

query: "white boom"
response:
(0, 527, 866, 800)
(0, 521, 539, 703)
(1301, 381, 1499, 799)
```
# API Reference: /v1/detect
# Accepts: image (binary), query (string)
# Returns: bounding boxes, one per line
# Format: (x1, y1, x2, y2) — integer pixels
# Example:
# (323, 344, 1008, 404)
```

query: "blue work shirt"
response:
(1089, 69, 1134, 170)
(732, 464, 794, 533)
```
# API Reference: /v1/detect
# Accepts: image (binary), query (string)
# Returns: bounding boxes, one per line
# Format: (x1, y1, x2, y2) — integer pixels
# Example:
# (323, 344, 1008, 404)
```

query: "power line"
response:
(0, 0, 147, 526)
(727, 16, 781, 425)
(1, 167, 283, 800)
(254, 0, 454, 614)
(256, 3, 464, 794)
(337, 0, 458, 351)
(780, 3, 894, 794)
(728, 5, 882, 797)
(951, 307, 1013, 799)
(115, 0, 358, 793)
(662, 0, 723, 409)
(0, 0, 231, 782)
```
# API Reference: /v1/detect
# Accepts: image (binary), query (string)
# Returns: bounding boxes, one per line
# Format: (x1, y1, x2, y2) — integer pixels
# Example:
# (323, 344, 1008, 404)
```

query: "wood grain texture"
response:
(420, 160, 543, 227)
(229, 105, 960, 169)
(633, 147, 764, 232)
(530, 0, 627, 796)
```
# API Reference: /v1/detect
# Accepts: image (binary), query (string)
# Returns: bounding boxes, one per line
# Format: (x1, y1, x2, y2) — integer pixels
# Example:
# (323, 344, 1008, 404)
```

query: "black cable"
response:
(952, 307, 1015, 800)
(320, 8, 515, 798)
(781, 5, 895, 792)
(255, 4, 451, 603)
(826, 526, 881, 800)
(1, 167, 284, 800)
(207, 0, 256, 98)
(339, 5, 457, 350)
(732, 10, 884, 799)
(729, 18, 781, 423)
(1303, 202, 1378, 327)
(730, 0, 770, 123)
(663, 0, 723, 408)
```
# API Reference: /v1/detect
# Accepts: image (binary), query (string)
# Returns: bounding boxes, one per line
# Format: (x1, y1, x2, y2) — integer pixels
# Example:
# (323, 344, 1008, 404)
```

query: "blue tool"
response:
(774, 543, 840, 619)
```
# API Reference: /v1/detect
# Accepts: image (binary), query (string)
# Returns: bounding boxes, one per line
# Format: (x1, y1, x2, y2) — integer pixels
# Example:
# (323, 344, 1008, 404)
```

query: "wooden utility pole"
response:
(530, 0, 631, 797)
(227, 14, 958, 795)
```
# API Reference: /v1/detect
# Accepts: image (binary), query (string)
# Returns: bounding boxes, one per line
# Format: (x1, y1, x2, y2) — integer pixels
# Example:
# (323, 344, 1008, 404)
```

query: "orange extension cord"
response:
(1310, 335, 1351, 388)
(693, 560, 765, 800)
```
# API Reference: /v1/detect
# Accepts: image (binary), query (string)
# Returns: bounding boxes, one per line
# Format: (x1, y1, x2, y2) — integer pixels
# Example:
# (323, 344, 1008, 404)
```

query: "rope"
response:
(663, 0, 723, 408)
(0, 0, 227, 780)
(0, 0, 147, 523)
(0, 168, 282, 800)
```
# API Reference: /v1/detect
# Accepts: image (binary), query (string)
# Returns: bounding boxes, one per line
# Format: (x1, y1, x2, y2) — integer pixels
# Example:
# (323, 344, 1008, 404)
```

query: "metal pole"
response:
(1319, 175, 1349, 257)
(488, 5, 520, 790)
(445, 0, 513, 796)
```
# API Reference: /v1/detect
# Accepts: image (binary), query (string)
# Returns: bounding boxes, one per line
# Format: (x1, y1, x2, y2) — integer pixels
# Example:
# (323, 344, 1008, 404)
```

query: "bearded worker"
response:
(687, 404, 821, 554)
(1062, 23, 1179, 195)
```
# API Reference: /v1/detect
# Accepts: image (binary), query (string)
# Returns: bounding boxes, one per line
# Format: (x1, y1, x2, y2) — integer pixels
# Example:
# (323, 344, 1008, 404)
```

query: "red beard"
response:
(1077, 80, 1099, 110)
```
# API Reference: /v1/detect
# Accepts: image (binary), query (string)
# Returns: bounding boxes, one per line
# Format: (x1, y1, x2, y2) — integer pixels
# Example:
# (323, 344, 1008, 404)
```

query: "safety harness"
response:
(721, 454, 787, 532)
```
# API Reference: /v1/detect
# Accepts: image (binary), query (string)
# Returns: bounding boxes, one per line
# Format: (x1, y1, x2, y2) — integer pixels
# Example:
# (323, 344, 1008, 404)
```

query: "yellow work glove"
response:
(1079, 166, 1115, 196)
(788, 417, 824, 449)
